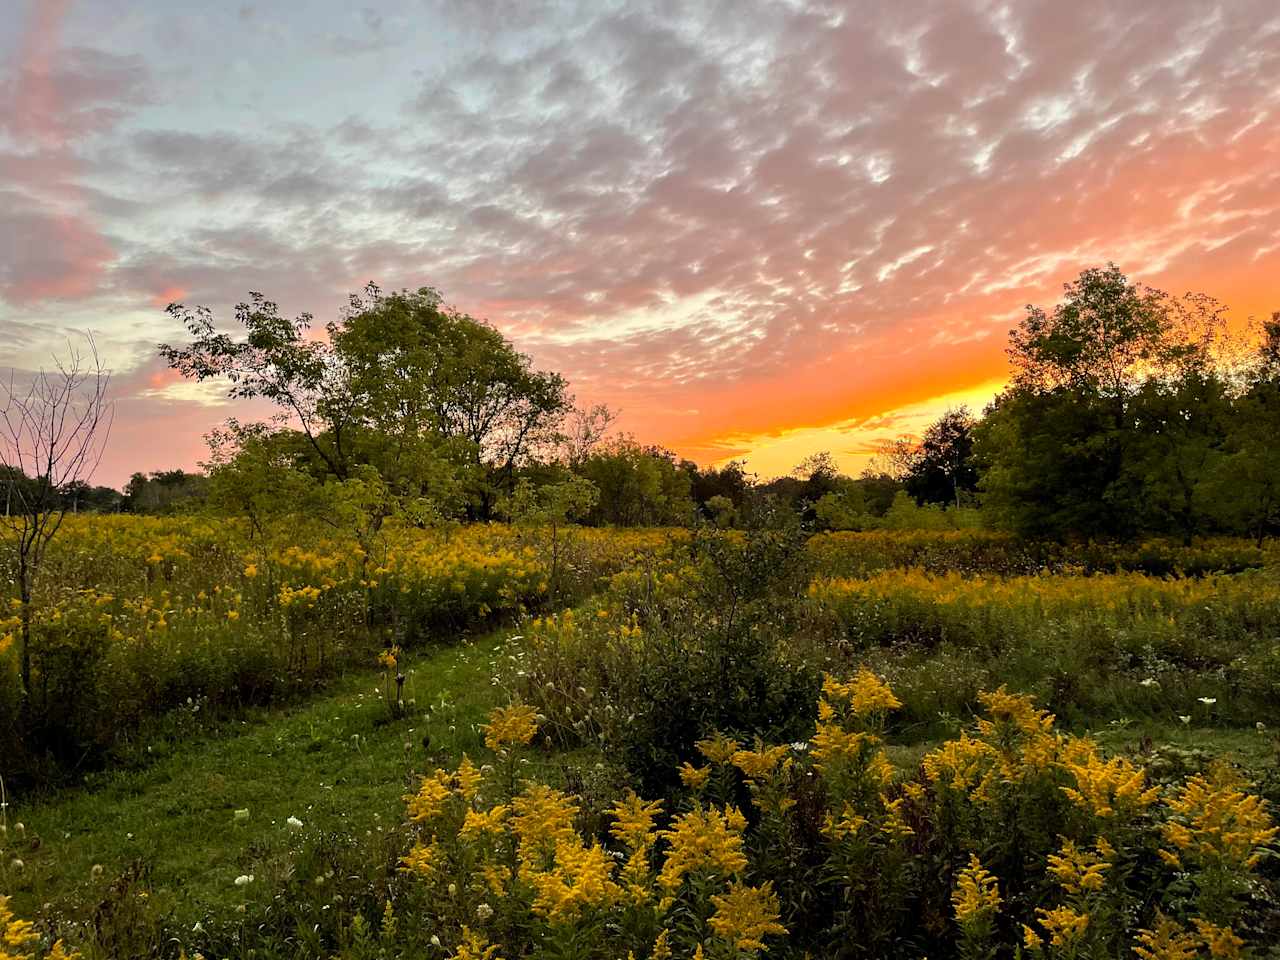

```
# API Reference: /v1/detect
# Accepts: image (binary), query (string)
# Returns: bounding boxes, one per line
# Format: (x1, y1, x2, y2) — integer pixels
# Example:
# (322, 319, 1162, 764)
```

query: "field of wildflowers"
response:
(2, 524, 1278, 957)
(0, 516, 678, 783)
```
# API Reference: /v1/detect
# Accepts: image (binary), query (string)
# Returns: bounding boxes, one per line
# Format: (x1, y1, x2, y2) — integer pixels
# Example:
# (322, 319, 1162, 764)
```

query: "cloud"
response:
(0, 1, 151, 307)
(3, 0, 1280, 484)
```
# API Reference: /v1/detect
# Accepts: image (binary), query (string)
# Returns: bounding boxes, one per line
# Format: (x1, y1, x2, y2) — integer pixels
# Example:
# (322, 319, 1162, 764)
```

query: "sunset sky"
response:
(2, 0, 1278, 488)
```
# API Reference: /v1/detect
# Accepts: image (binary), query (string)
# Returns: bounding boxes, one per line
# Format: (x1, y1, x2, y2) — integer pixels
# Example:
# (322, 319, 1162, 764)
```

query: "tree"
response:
(562, 403, 618, 469)
(161, 284, 570, 518)
(332, 285, 571, 513)
(688, 460, 752, 518)
(123, 469, 209, 514)
(904, 407, 977, 508)
(1, 337, 112, 718)
(977, 264, 1228, 540)
(506, 474, 598, 596)
(576, 437, 693, 526)
(161, 292, 356, 480)
(1211, 313, 1280, 544)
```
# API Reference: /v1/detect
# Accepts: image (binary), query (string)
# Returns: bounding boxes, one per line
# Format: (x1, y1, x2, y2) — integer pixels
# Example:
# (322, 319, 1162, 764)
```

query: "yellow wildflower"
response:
(1, 896, 39, 955)
(881, 796, 915, 841)
(454, 755, 483, 801)
(952, 854, 1001, 925)
(823, 803, 868, 840)
(922, 735, 997, 796)
(1191, 919, 1244, 959)
(1035, 906, 1089, 949)
(405, 770, 454, 823)
(708, 882, 788, 952)
(398, 840, 440, 877)
(810, 723, 873, 772)
(731, 741, 791, 781)
(847, 667, 903, 717)
(977, 686, 1056, 741)
(657, 805, 749, 897)
(530, 840, 622, 923)
(651, 929, 672, 960)
(482, 703, 539, 751)
(511, 783, 579, 860)
(679, 762, 712, 790)
(1022, 924, 1044, 951)
(452, 926, 502, 960)
(1161, 771, 1276, 871)
(696, 731, 741, 765)
(608, 791, 663, 850)
(460, 804, 509, 840)
(1061, 745, 1159, 819)
(1046, 838, 1112, 895)
(1133, 914, 1199, 960)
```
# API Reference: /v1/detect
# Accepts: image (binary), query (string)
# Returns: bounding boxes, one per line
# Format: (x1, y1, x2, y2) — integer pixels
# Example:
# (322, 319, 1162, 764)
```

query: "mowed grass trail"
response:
(4, 631, 508, 926)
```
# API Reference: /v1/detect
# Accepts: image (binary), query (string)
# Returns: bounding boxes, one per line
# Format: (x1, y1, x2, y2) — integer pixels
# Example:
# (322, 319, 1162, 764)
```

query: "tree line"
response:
(5, 266, 1279, 544)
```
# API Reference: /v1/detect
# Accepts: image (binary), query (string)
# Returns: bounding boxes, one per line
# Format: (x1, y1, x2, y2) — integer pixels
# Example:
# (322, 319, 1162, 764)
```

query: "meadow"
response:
(2, 519, 1277, 959)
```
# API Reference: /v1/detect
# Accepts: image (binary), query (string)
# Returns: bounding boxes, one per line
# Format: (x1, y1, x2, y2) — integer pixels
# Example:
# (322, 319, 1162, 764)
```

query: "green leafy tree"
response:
(977, 264, 1226, 540)
(123, 469, 209, 514)
(1210, 313, 1280, 543)
(904, 407, 977, 508)
(576, 437, 693, 526)
(332, 285, 570, 514)
(161, 284, 569, 521)
(505, 474, 598, 596)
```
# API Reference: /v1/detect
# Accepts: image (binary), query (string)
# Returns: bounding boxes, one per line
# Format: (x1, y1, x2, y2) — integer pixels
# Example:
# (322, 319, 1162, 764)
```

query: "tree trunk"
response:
(17, 560, 32, 726)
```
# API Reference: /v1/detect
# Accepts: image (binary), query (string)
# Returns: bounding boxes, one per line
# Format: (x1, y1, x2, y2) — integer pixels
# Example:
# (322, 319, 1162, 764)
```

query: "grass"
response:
(2, 630, 509, 927)
(4, 616, 1274, 952)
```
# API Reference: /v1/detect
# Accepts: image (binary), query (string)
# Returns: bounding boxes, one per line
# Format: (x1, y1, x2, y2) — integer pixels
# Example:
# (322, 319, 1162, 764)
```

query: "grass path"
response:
(4, 631, 507, 926)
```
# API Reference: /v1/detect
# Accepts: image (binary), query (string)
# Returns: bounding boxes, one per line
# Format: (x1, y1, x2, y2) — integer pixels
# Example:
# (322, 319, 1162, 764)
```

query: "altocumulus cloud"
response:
(1, 0, 1279, 481)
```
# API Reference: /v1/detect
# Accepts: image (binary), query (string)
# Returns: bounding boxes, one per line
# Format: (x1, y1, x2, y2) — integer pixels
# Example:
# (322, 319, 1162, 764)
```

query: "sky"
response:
(1, 0, 1278, 489)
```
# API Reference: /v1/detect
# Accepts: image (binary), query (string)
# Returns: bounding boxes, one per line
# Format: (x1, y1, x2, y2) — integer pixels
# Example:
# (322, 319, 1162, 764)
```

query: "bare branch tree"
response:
(0, 335, 113, 716)
(562, 403, 618, 469)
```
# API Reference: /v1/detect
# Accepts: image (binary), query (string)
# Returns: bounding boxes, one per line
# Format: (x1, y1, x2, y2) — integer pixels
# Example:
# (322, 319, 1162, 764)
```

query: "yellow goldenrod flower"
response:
(679, 762, 711, 790)
(482, 703, 539, 751)
(1161, 771, 1276, 872)
(1022, 924, 1044, 951)
(731, 741, 791, 781)
(1061, 744, 1159, 819)
(1191, 919, 1244, 959)
(454, 755, 483, 801)
(529, 839, 622, 923)
(708, 881, 788, 952)
(823, 802, 868, 840)
(398, 840, 440, 877)
(452, 925, 503, 960)
(696, 731, 742, 765)
(1035, 906, 1089, 949)
(511, 783, 579, 860)
(657, 805, 749, 898)
(459, 804, 509, 840)
(881, 796, 915, 841)
(1, 896, 39, 955)
(1046, 838, 1112, 895)
(608, 791, 663, 851)
(952, 854, 1001, 925)
(405, 769, 454, 823)
(1133, 914, 1199, 960)
(922, 734, 997, 797)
